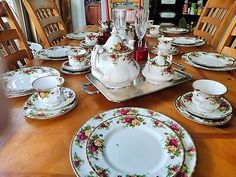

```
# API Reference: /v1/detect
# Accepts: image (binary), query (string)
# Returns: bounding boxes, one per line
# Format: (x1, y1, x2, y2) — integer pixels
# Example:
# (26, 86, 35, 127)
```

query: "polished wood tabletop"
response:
(0, 25, 235, 177)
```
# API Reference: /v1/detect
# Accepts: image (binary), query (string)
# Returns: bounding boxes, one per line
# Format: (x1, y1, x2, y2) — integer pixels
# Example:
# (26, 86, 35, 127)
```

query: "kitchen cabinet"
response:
(86, 3, 101, 25)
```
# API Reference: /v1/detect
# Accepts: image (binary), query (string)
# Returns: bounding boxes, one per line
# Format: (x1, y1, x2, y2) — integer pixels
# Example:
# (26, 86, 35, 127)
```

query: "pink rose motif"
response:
(78, 132, 87, 141)
(73, 159, 80, 167)
(171, 165, 179, 172)
(169, 138, 179, 147)
(177, 172, 188, 177)
(90, 143, 98, 153)
(125, 116, 133, 123)
(95, 115, 102, 119)
(120, 108, 129, 115)
(154, 120, 161, 126)
(170, 123, 179, 131)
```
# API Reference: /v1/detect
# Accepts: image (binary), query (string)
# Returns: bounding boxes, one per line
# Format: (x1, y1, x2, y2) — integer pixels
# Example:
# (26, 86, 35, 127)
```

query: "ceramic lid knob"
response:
(154, 51, 166, 66)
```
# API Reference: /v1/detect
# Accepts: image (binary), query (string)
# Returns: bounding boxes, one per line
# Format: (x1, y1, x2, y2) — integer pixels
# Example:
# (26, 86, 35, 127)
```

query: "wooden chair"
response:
(22, 0, 67, 48)
(0, 1, 33, 71)
(194, 0, 236, 48)
(217, 15, 236, 59)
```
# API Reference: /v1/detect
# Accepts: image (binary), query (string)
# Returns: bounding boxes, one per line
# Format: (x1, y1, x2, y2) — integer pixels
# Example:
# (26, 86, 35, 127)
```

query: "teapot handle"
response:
(91, 45, 103, 76)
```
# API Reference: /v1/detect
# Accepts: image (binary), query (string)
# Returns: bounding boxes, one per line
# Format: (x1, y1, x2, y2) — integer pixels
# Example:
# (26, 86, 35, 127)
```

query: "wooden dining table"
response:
(0, 25, 235, 177)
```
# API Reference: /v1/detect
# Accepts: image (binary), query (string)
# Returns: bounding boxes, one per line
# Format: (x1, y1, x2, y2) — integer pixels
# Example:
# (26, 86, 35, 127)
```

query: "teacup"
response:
(157, 37, 173, 56)
(192, 79, 227, 113)
(147, 20, 154, 28)
(149, 25, 160, 36)
(142, 56, 174, 84)
(32, 76, 64, 106)
(85, 33, 98, 46)
(67, 49, 88, 68)
(99, 20, 110, 31)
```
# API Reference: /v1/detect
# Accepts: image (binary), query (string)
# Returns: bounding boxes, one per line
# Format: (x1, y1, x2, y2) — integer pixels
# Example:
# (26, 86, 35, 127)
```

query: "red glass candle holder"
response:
(134, 47, 148, 63)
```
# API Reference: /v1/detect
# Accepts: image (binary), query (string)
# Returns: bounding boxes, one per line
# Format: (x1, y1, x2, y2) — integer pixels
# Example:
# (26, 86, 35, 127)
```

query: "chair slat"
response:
(0, 1, 33, 70)
(22, 0, 67, 48)
(194, 0, 236, 48)
(0, 29, 19, 42)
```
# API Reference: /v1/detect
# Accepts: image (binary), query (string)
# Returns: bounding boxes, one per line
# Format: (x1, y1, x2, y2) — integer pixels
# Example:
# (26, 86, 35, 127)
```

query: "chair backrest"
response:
(0, 1, 33, 71)
(22, 0, 67, 48)
(217, 15, 236, 59)
(194, 0, 236, 48)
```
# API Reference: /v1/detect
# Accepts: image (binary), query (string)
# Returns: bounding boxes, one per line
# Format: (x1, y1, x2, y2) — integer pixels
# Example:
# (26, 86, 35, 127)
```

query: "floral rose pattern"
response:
(165, 134, 182, 158)
(75, 125, 93, 148)
(87, 134, 104, 160)
(73, 152, 84, 169)
(167, 164, 182, 177)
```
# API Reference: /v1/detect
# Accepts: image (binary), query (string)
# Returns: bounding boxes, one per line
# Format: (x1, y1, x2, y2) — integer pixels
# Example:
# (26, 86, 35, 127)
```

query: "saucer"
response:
(62, 60, 91, 72)
(23, 87, 77, 119)
(60, 67, 90, 75)
(151, 46, 179, 56)
(175, 95, 232, 126)
(80, 40, 96, 48)
(180, 92, 232, 120)
(145, 32, 163, 38)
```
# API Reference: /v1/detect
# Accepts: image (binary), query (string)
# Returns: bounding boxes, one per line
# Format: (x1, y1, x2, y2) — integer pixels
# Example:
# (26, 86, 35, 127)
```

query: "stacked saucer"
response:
(61, 48, 91, 75)
(172, 37, 205, 47)
(182, 52, 236, 71)
(2, 66, 60, 98)
(70, 107, 197, 177)
(175, 80, 233, 126)
(23, 87, 77, 119)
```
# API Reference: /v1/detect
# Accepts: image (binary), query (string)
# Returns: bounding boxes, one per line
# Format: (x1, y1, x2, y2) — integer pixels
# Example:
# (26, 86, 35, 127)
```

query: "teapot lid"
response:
(154, 51, 166, 66)
(103, 27, 127, 53)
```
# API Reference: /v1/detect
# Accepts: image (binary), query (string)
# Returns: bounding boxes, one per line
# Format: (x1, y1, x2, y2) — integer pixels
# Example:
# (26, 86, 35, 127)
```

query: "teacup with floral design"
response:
(32, 76, 64, 106)
(192, 79, 227, 113)
(149, 25, 160, 36)
(67, 48, 88, 68)
(157, 37, 173, 56)
(85, 33, 98, 46)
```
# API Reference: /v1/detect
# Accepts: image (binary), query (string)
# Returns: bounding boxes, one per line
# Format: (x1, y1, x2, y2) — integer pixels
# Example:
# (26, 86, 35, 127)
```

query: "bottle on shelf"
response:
(190, 3, 197, 15)
(197, 0, 204, 16)
(182, 0, 189, 15)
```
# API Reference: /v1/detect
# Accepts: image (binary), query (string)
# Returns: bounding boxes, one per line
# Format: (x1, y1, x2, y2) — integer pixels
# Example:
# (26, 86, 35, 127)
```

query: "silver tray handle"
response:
(81, 82, 99, 95)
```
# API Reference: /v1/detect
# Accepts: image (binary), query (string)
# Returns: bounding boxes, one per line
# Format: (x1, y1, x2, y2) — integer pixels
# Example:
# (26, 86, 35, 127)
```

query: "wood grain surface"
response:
(0, 25, 235, 177)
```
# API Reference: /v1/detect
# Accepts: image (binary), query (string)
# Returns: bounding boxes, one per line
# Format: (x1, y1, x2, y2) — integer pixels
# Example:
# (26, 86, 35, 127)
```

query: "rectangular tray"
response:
(84, 69, 192, 103)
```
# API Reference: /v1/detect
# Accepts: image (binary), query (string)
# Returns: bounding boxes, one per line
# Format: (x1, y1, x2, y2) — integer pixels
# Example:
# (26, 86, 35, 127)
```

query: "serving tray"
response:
(81, 69, 192, 103)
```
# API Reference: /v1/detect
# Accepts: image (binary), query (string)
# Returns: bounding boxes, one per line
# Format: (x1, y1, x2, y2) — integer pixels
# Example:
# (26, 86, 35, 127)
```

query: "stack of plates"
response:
(35, 46, 86, 60)
(172, 37, 205, 47)
(182, 52, 236, 71)
(175, 92, 233, 126)
(1, 66, 60, 98)
(22, 87, 77, 119)
(70, 107, 197, 177)
(161, 27, 189, 34)
(66, 32, 98, 40)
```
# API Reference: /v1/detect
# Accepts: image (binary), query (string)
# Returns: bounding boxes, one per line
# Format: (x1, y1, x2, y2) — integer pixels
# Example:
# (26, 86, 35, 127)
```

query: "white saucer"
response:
(23, 87, 77, 119)
(180, 92, 232, 120)
(62, 60, 91, 72)
(80, 40, 96, 48)
(175, 95, 232, 126)
(60, 67, 90, 75)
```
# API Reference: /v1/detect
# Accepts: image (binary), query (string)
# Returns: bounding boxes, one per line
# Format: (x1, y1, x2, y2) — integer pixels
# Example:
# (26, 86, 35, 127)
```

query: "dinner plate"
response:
(175, 96, 232, 126)
(86, 115, 184, 177)
(22, 87, 77, 119)
(181, 92, 232, 120)
(161, 27, 189, 34)
(66, 32, 98, 40)
(70, 107, 197, 177)
(35, 46, 86, 60)
(172, 37, 205, 47)
(187, 52, 235, 68)
(182, 53, 236, 71)
(151, 46, 179, 56)
(2, 66, 60, 98)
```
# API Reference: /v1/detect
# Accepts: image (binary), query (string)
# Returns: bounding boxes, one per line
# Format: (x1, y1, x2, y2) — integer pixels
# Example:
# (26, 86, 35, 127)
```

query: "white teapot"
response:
(91, 28, 140, 89)
(142, 51, 174, 84)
